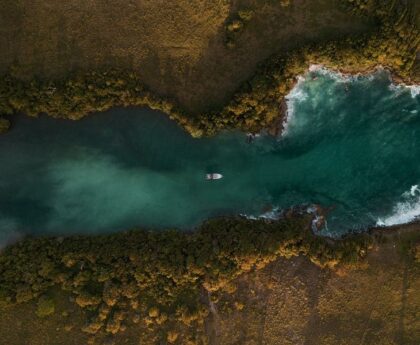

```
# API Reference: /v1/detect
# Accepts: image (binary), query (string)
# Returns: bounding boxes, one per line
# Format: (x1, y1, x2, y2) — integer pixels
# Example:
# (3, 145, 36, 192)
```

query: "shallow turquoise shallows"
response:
(0, 69, 419, 243)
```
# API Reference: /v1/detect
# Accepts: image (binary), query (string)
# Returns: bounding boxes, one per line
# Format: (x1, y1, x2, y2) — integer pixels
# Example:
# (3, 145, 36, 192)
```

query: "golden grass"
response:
(0, 0, 373, 113)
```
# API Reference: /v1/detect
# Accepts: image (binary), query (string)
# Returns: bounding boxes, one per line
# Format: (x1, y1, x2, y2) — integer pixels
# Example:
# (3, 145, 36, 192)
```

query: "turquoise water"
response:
(0, 68, 419, 243)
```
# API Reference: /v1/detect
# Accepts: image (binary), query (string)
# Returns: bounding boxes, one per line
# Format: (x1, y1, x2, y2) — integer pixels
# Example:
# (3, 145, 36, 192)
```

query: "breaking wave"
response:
(242, 207, 282, 221)
(389, 82, 420, 99)
(308, 64, 377, 82)
(376, 185, 420, 227)
(309, 64, 419, 99)
(282, 64, 387, 137)
(282, 76, 308, 136)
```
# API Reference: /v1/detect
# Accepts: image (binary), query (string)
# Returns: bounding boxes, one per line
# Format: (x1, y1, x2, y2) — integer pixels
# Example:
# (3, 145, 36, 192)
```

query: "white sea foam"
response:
(242, 207, 282, 221)
(308, 64, 349, 82)
(407, 85, 420, 98)
(282, 64, 419, 138)
(388, 83, 406, 97)
(388, 83, 420, 99)
(282, 64, 382, 137)
(410, 184, 420, 196)
(282, 76, 308, 136)
(310, 64, 420, 97)
(308, 64, 378, 83)
(308, 64, 322, 72)
(259, 207, 281, 220)
(377, 185, 420, 227)
(244, 204, 326, 226)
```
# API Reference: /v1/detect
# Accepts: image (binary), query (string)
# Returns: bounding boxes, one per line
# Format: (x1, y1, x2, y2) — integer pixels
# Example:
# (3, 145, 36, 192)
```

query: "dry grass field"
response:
(0, 0, 373, 113)
(0, 227, 418, 345)
(213, 243, 419, 345)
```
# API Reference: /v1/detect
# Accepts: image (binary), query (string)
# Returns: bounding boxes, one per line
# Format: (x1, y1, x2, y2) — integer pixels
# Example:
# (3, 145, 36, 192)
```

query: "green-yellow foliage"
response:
(36, 295, 55, 317)
(227, 20, 243, 32)
(167, 330, 179, 343)
(213, 2, 419, 135)
(0, 215, 373, 341)
(0, 1, 417, 138)
(238, 9, 254, 22)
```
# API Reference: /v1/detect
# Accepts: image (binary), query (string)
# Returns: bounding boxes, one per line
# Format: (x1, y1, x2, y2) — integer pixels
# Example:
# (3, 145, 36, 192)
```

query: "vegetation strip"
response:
(0, 216, 377, 341)
(0, 1, 418, 137)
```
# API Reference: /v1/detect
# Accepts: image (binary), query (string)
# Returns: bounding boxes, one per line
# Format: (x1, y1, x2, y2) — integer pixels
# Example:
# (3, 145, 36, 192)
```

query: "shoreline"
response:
(1, 214, 417, 343)
(0, 0, 417, 142)
(1, 204, 419, 253)
(0, 65, 419, 250)
(0, 64, 417, 139)
(0, 217, 417, 345)
(369, 217, 420, 238)
(269, 63, 420, 137)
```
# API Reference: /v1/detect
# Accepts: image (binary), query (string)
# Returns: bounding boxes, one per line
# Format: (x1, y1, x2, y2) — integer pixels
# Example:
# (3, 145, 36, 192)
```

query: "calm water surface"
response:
(0, 68, 419, 242)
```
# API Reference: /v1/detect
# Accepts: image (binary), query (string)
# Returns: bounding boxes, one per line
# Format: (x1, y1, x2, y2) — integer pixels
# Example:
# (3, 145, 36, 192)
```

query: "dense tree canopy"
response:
(0, 216, 374, 343)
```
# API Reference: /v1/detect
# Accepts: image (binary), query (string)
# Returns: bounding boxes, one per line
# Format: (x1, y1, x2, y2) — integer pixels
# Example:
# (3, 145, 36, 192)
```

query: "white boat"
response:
(206, 173, 223, 180)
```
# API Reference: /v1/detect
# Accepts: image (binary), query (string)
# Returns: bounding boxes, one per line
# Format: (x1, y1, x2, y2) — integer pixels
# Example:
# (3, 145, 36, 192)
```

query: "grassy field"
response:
(0, 1, 417, 137)
(212, 238, 420, 345)
(0, 0, 374, 114)
(0, 224, 418, 345)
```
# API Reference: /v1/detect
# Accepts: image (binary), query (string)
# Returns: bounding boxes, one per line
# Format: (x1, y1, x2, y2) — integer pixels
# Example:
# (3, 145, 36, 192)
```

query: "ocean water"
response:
(0, 68, 419, 243)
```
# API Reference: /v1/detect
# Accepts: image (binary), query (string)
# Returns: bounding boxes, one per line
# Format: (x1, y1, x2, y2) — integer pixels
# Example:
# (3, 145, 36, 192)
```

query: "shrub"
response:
(36, 295, 55, 317)
(148, 306, 160, 318)
(238, 9, 254, 21)
(226, 19, 243, 32)
(75, 291, 102, 307)
(167, 330, 179, 343)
